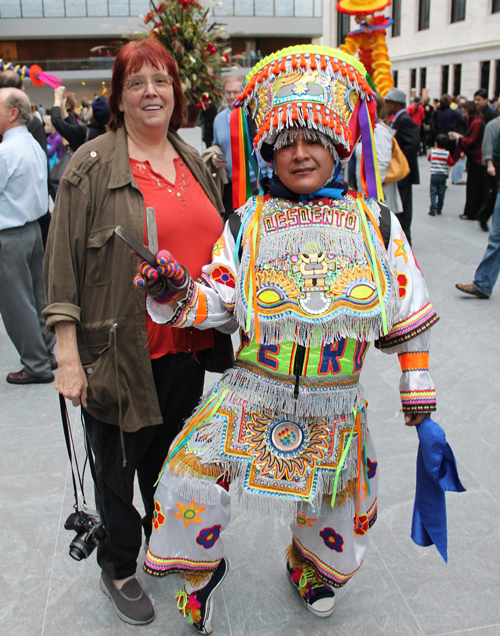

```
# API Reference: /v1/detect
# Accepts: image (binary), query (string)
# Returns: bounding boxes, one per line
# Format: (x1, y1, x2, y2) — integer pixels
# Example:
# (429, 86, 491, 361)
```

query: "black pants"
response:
(463, 159, 485, 220)
(84, 351, 205, 580)
(396, 179, 413, 246)
(476, 169, 499, 225)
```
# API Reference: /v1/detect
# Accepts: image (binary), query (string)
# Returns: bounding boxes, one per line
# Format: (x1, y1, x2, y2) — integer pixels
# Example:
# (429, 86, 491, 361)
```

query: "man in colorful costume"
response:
(135, 45, 438, 634)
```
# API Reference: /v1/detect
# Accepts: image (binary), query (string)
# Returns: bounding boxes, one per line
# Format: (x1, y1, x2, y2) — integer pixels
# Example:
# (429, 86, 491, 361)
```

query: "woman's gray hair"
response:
(4, 88, 32, 126)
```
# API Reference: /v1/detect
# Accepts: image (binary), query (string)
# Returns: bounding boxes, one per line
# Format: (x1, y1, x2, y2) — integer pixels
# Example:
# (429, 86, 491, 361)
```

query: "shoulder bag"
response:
(384, 136, 410, 184)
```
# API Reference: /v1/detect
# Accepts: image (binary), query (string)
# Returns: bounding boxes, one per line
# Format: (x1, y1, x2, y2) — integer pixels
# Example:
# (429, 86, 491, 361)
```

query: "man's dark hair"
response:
(414, 96, 420, 104)
(474, 88, 488, 100)
(436, 134, 449, 149)
(0, 70, 23, 89)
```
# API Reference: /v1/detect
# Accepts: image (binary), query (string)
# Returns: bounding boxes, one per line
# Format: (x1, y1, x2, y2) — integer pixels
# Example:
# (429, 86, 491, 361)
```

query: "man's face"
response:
(385, 100, 402, 116)
(474, 94, 488, 110)
(224, 80, 243, 109)
(274, 133, 335, 195)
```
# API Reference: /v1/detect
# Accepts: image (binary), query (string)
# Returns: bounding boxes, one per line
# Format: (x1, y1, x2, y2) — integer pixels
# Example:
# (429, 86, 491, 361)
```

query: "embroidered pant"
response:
(144, 435, 379, 590)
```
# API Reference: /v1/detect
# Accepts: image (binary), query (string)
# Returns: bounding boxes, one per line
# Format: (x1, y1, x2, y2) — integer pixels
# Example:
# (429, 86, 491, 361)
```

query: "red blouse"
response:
(130, 156, 223, 359)
(456, 117, 485, 165)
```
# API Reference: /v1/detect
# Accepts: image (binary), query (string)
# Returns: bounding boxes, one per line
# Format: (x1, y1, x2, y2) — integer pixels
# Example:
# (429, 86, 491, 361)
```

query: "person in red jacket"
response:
(407, 96, 425, 155)
(449, 101, 485, 220)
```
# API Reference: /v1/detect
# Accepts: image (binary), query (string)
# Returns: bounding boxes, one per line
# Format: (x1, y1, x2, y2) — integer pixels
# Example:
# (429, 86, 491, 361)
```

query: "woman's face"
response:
(119, 62, 174, 136)
(274, 134, 335, 195)
(461, 107, 468, 121)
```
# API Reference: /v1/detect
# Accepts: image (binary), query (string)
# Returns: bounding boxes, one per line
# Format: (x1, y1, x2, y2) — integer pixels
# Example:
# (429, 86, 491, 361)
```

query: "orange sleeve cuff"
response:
(398, 351, 429, 372)
(193, 289, 208, 326)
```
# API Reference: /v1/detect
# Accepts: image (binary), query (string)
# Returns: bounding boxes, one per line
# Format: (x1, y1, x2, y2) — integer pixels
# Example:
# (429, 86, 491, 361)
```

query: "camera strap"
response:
(59, 393, 85, 509)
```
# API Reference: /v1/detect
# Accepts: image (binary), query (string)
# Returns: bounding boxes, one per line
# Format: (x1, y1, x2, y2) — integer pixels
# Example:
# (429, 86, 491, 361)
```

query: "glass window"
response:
(492, 0, 500, 13)
(410, 68, 417, 89)
(453, 64, 462, 96)
(0, 0, 22, 17)
(495, 60, 500, 98)
(214, 0, 234, 16)
(451, 0, 466, 22)
(64, 0, 87, 17)
(43, 0, 65, 17)
(234, 0, 254, 15)
(255, 0, 274, 15)
(393, 70, 398, 87)
(314, 0, 322, 16)
(337, 13, 350, 47)
(420, 67, 427, 91)
(19, 0, 44, 17)
(275, 0, 294, 16)
(295, 0, 313, 16)
(418, 0, 430, 30)
(108, 0, 130, 16)
(441, 65, 449, 95)
(481, 60, 491, 92)
(392, 0, 401, 37)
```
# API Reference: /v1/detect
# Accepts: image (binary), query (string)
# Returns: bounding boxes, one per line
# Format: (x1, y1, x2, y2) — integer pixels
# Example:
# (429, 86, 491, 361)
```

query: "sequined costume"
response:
(142, 46, 438, 596)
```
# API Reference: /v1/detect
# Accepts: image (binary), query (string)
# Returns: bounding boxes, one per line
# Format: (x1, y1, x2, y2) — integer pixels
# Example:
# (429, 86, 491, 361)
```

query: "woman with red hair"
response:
(43, 38, 227, 625)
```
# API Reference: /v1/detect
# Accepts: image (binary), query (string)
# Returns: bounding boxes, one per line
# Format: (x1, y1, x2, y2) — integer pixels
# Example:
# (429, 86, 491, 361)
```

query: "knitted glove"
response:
(134, 250, 189, 304)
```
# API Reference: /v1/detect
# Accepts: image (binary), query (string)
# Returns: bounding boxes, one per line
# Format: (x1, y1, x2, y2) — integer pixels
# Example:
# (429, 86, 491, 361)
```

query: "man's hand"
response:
(404, 412, 429, 427)
(211, 154, 227, 168)
(487, 160, 496, 177)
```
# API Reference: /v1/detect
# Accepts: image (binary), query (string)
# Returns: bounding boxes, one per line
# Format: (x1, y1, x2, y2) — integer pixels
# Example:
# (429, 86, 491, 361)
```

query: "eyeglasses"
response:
(124, 74, 173, 93)
(224, 90, 240, 97)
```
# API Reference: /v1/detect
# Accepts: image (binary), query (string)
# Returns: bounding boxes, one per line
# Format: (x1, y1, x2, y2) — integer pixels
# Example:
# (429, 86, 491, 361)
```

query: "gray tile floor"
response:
(2, 156, 500, 636)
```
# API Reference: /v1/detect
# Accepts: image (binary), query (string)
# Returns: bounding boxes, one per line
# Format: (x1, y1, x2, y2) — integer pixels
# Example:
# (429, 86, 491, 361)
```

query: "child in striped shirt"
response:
(428, 134, 456, 216)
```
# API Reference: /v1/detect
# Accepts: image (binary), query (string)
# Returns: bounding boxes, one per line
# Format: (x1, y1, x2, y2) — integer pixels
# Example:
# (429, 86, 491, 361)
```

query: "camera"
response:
(64, 510, 106, 561)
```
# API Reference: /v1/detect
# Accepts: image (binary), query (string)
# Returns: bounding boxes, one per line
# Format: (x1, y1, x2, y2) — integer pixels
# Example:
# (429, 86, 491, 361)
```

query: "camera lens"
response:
(69, 536, 95, 561)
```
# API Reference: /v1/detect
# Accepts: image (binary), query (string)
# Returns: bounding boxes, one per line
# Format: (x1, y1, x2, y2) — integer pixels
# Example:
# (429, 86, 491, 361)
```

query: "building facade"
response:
(323, 0, 500, 102)
(0, 0, 322, 106)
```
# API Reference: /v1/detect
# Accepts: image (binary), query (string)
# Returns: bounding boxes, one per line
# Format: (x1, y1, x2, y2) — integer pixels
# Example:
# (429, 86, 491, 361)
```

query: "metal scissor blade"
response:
(146, 207, 158, 255)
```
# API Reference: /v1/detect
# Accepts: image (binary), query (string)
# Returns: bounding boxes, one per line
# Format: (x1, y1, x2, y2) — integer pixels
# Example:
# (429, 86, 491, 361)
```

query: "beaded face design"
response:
(240, 45, 373, 160)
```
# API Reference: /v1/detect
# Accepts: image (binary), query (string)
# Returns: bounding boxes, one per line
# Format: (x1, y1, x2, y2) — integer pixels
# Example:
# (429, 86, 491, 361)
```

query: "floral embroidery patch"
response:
(319, 527, 344, 552)
(196, 525, 221, 549)
(367, 458, 377, 479)
(174, 499, 205, 527)
(396, 271, 408, 299)
(296, 513, 316, 528)
(354, 514, 369, 536)
(152, 500, 166, 531)
(211, 265, 236, 288)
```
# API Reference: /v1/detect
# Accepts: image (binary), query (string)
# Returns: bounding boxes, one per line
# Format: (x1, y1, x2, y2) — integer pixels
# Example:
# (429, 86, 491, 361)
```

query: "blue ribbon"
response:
(411, 417, 466, 562)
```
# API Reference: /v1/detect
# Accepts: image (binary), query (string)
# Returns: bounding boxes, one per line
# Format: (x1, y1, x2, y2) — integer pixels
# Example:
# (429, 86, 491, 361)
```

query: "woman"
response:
(50, 92, 110, 151)
(449, 101, 485, 220)
(354, 94, 403, 215)
(43, 38, 228, 626)
(64, 91, 80, 125)
(137, 46, 438, 634)
(432, 94, 464, 141)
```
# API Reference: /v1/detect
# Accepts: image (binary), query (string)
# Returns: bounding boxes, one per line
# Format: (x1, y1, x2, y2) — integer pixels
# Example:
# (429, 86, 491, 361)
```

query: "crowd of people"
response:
(0, 37, 498, 636)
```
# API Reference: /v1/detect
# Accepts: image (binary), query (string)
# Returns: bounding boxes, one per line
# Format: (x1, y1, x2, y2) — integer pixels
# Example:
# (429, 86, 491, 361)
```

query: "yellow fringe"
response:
(168, 446, 223, 481)
(178, 570, 213, 587)
(285, 543, 309, 571)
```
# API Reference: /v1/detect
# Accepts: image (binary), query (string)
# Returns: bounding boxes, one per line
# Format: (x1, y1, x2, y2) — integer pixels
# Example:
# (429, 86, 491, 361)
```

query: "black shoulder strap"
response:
(228, 212, 243, 260)
(378, 201, 392, 250)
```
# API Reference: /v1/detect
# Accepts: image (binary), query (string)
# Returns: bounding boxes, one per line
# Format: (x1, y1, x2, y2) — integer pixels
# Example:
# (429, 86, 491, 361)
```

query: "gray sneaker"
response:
(100, 572, 155, 625)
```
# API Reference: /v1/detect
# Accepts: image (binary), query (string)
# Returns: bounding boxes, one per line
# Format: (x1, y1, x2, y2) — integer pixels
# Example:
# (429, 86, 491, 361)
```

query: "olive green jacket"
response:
(43, 126, 224, 432)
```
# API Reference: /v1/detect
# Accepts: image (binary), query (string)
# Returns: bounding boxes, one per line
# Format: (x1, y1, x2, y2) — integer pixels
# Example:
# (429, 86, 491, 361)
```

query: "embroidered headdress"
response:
(230, 45, 383, 207)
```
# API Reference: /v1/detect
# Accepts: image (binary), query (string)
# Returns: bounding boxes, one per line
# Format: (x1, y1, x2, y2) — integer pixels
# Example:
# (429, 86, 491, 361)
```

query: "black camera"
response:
(64, 510, 107, 561)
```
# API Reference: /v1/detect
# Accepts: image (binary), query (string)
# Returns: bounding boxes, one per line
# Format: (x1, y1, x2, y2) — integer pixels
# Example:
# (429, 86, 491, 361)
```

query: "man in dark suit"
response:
(385, 87, 420, 245)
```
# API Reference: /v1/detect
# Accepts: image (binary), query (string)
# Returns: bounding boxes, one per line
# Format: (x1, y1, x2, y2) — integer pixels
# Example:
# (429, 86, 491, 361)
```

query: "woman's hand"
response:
(448, 131, 462, 140)
(134, 249, 189, 304)
(404, 412, 429, 427)
(54, 86, 65, 107)
(54, 322, 88, 408)
(211, 154, 227, 168)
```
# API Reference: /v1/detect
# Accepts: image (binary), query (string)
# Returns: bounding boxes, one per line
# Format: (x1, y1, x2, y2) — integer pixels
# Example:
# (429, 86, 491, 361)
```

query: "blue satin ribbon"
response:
(411, 417, 466, 562)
